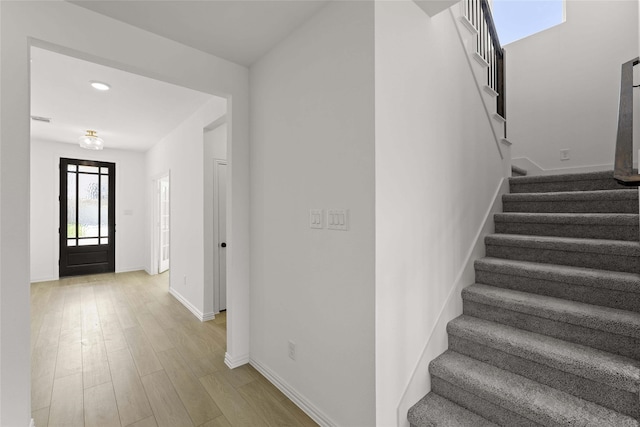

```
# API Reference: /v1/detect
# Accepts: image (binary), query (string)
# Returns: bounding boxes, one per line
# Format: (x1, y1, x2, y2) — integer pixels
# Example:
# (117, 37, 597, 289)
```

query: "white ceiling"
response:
(69, 0, 330, 67)
(31, 46, 224, 152)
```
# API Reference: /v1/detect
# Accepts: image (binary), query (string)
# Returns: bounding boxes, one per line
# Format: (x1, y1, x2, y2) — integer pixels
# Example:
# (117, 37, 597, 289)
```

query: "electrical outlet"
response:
(560, 149, 570, 161)
(288, 340, 296, 360)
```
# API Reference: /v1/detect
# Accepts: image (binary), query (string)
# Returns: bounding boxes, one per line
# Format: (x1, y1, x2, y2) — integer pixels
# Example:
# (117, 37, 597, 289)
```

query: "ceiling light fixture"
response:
(79, 130, 104, 150)
(90, 81, 111, 91)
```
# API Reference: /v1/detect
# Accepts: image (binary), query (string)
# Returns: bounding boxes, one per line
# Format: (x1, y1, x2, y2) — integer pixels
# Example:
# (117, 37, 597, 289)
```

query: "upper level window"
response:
(491, 0, 565, 45)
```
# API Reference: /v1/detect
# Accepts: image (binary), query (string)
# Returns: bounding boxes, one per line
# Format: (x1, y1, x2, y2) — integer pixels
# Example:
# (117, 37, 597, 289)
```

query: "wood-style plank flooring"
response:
(31, 271, 317, 427)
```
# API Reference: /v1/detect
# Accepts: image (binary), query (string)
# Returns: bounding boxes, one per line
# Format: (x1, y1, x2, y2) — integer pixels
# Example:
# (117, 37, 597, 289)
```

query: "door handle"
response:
(220, 242, 227, 248)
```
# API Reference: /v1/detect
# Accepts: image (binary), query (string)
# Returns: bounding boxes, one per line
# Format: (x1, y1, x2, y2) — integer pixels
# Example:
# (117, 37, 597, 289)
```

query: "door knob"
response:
(220, 242, 227, 248)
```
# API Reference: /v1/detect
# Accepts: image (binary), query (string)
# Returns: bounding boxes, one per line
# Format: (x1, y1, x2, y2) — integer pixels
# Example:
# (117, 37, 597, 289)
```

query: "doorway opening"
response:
(204, 119, 229, 315)
(214, 159, 227, 312)
(155, 173, 171, 274)
(28, 43, 243, 418)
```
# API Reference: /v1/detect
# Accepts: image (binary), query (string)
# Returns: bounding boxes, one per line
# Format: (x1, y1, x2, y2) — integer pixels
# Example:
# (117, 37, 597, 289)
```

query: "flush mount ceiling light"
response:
(79, 130, 104, 150)
(89, 80, 111, 91)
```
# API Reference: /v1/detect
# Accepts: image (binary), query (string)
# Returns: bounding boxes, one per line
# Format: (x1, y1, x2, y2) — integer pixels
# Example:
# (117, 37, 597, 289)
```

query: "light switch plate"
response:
(327, 209, 348, 231)
(309, 209, 323, 229)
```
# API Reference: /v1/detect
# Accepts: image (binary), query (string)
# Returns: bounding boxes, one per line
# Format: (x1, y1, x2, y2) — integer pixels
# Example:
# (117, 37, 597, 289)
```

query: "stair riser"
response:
(509, 180, 627, 194)
(408, 393, 500, 427)
(503, 199, 637, 214)
(430, 377, 539, 427)
(463, 301, 640, 360)
(449, 335, 640, 419)
(494, 222, 638, 241)
(485, 244, 640, 274)
(474, 270, 640, 313)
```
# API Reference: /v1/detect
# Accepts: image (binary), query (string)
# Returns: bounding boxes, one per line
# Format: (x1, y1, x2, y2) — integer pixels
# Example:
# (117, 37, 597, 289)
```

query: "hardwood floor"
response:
(31, 271, 317, 427)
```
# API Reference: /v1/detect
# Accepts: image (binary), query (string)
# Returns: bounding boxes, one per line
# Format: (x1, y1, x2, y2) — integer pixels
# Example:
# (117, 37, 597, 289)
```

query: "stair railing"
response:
(464, 0, 506, 124)
(614, 57, 640, 185)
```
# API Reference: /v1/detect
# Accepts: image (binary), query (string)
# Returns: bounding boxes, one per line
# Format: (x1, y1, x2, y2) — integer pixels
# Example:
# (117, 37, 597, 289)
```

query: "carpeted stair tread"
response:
(511, 165, 528, 177)
(494, 212, 638, 226)
(509, 171, 628, 193)
(408, 393, 498, 427)
(504, 189, 636, 202)
(510, 170, 615, 183)
(448, 315, 640, 393)
(430, 351, 639, 427)
(462, 284, 640, 339)
(494, 213, 639, 240)
(502, 189, 638, 214)
(502, 190, 638, 214)
(475, 257, 640, 294)
(485, 234, 640, 273)
(485, 233, 640, 256)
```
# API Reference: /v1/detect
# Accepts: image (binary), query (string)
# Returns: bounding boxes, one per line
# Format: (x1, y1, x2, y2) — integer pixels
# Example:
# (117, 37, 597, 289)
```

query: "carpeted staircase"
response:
(408, 171, 640, 426)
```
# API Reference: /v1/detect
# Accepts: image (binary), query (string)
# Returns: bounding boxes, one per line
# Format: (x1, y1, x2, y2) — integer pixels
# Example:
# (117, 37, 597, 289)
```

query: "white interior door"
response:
(216, 162, 227, 311)
(159, 176, 170, 273)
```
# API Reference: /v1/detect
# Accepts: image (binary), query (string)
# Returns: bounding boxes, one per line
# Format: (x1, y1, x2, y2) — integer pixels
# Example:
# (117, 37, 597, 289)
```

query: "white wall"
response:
(0, 2, 249, 425)
(507, 0, 638, 173)
(250, 2, 376, 426)
(204, 121, 227, 315)
(146, 98, 225, 319)
(206, 121, 228, 160)
(375, 2, 507, 426)
(30, 139, 147, 282)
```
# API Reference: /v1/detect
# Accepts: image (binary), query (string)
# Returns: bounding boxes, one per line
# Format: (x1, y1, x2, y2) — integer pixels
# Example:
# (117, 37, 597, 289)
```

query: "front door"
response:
(59, 158, 116, 277)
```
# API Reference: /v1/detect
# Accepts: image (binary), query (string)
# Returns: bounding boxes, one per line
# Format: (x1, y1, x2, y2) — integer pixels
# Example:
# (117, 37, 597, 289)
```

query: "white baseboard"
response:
(115, 266, 146, 274)
(30, 275, 58, 283)
(31, 267, 147, 284)
(250, 358, 337, 427)
(224, 352, 250, 369)
(511, 157, 616, 176)
(202, 312, 215, 321)
(30, 418, 35, 427)
(168, 287, 210, 322)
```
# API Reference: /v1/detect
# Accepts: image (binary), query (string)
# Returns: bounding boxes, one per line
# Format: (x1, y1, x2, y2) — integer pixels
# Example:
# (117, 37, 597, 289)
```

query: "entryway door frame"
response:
(152, 171, 171, 276)
(22, 36, 250, 380)
(213, 159, 227, 313)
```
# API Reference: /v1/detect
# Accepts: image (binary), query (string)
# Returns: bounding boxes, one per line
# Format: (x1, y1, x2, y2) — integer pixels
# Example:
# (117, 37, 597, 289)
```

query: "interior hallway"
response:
(30, 271, 317, 427)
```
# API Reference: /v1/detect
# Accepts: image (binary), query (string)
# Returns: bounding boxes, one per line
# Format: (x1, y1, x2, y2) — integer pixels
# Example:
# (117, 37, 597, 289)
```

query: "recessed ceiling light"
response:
(90, 81, 111, 91)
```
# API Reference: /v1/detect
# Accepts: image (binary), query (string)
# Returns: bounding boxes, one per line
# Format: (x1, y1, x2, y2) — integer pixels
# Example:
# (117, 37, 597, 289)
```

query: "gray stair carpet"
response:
(494, 212, 639, 241)
(509, 170, 631, 193)
(408, 171, 640, 427)
(511, 165, 528, 177)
